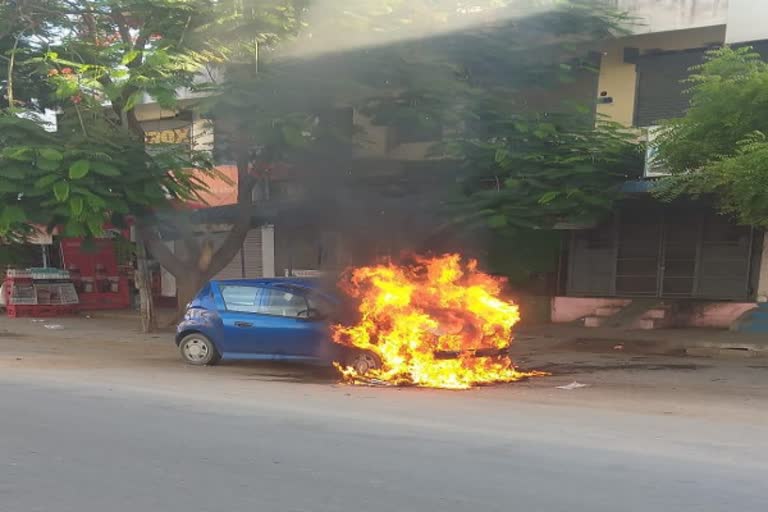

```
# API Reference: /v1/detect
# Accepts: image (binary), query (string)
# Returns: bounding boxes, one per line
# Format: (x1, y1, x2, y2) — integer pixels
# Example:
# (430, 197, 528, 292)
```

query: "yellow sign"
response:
(145, 127, 190, 145)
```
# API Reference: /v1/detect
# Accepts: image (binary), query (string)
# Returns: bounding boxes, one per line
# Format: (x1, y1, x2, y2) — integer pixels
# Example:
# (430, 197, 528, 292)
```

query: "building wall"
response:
(725, 0, 768, 43)
(596, 25, 726, 126)
(608, 0, 728, 34)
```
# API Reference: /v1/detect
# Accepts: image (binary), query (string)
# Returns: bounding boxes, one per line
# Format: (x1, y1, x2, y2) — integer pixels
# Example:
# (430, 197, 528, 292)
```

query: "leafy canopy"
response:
(654, 46, 768, 226)
(0, 0, 304, 239)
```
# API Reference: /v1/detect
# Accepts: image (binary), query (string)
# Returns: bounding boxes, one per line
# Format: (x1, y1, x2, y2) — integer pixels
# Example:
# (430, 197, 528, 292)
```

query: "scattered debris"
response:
(43, 324, 64, 330)
(556, 381, 589, 390)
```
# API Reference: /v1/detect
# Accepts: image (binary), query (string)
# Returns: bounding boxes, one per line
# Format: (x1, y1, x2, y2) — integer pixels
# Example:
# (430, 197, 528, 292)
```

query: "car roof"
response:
(211, 277, 322, 290)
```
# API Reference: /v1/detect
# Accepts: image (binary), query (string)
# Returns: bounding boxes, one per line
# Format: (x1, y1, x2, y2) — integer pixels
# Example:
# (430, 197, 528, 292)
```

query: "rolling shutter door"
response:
(567, 222, 615, 296)
(635, 49, 706, 127)
(695, 216, 753, 300)
(242, 229, 263, 278)
(634, 42, 768, 128)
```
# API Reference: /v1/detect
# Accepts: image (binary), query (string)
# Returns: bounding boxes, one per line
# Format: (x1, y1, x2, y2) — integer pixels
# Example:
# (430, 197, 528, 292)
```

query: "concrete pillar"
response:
(261, 225, 275, 277)
(160, 241, 177, 297)
(756, 232, 768, 302)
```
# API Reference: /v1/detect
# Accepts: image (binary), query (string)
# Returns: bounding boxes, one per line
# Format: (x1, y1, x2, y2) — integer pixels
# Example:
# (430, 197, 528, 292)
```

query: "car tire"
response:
(345, 350, 382, 375)
(179, 333, 221, 366)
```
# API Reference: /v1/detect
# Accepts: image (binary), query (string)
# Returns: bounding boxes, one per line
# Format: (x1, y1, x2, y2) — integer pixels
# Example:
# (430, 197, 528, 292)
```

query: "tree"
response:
(0, 0, 303, 329)
(654, 46, 768, 226)
(210, 0, 637, 285)
(1, 0, 636, 323)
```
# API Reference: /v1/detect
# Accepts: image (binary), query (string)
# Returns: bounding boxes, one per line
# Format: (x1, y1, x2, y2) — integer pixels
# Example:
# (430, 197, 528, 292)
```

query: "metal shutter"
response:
(695, 216, 753, 300)
(635, 49, 706, 127)
(634, 42, 768, 127)
(242, 229, 263, 278)
(567, 222, 615, 296)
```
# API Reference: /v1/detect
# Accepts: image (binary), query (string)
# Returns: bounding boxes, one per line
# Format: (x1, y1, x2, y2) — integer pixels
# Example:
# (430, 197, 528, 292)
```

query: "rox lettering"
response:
(144, 127, 191, 145)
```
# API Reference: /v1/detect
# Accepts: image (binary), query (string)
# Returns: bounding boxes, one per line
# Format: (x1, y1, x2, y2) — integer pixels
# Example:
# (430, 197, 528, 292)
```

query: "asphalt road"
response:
(1, 372, 766, 512)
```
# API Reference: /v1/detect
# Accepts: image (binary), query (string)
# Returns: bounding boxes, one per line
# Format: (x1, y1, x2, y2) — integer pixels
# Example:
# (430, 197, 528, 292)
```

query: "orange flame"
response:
(332, 254, 542, 389)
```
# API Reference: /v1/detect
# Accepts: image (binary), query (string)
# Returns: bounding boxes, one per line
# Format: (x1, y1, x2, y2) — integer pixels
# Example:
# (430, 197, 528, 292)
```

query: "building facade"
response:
(555, 0, 768, 330)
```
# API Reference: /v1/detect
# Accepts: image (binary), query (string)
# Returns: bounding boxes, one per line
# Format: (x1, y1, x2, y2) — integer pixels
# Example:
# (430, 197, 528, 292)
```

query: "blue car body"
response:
(176, 278, 346, 364)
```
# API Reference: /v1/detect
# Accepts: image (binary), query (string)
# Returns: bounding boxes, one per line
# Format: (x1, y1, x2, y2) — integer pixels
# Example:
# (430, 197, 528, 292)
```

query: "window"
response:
(306, 291, 336, 318)
(259, 287, 308, 317)
(392, 115, 442, 145)
(220, 285, 261, 313)
(220, 285, 310, 317)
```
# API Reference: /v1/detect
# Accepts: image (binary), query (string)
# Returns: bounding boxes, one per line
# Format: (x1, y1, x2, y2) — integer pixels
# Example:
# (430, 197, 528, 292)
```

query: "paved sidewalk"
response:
(518, 324, 768, 358)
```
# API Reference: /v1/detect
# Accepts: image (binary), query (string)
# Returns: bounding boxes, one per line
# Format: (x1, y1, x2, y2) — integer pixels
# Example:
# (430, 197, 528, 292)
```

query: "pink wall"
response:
(551, 297, 631, 323)
(685, 302, 758, 328)
(551, 296, 758, 328)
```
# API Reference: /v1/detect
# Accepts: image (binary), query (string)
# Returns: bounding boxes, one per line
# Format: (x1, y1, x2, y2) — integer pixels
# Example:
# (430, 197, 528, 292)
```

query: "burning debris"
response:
(332, 254, 543, 389)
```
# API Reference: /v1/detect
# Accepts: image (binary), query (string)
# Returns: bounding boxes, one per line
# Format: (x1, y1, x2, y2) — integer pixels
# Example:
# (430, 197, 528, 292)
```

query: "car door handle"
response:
(234, 321, 253, 328)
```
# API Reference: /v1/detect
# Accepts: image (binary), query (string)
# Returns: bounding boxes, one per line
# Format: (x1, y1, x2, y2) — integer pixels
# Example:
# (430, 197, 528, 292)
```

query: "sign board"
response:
(144, 127, 191, 145)
(285, 269, 325, 278)
(141, 118, 192, 149)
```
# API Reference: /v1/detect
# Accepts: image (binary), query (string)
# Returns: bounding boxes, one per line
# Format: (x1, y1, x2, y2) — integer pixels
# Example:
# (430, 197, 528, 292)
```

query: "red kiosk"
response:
(59, 230, 131, 310)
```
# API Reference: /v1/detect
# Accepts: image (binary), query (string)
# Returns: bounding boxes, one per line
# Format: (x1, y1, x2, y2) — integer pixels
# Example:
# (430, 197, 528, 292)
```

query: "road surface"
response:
(1, 365, 766, 512)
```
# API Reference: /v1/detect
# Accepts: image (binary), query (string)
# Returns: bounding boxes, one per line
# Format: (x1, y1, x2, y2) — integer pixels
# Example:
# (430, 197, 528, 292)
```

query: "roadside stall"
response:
(2, 268, 79, 317)
(59, 229, 132, 310)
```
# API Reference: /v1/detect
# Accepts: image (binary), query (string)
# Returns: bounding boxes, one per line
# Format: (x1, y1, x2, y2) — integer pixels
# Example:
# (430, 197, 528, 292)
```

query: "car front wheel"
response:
(345, 350, 382, 375)
(179, 333, 221, 366)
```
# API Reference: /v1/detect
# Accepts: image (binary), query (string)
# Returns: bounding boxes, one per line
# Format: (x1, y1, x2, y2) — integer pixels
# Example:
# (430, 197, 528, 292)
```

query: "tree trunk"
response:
(135, 238, 156, 333)
(139, 218, 255, 323)
(175, 273, 205, 320)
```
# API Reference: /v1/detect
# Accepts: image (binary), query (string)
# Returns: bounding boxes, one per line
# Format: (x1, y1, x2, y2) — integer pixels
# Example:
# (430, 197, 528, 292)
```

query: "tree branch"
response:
(6, 33, 20, 109)
(111, 10, 133, 48)
(136, 222, 190, 277)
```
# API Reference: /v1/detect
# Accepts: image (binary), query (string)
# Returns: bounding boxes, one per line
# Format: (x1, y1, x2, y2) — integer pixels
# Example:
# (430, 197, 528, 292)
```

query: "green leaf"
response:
(62, 221, 86, 237)
(123, 91, 143, 112)
(91, 162, 121, 177)
(487, 214, 508, 228)
(5, 147, 34, 161)
(85, 195, 107, 209)
(39, 148, 63, 161)
(53, 181, 70, 202)
(35, 174, 61, 189)
(37, 158, 60, 171)
(538, 191, 560, 205)
(121, 50, 141, 66)
(281, 124, 308, 147)
(55, 79, 79, 99)
(86, 215, 105, 236)
(1, 205, 27, 224)
(69, 196, 84, 217)
(494, 149, 510, 164)
(69, 160, 91, 179)
(0, 166, 25, 179)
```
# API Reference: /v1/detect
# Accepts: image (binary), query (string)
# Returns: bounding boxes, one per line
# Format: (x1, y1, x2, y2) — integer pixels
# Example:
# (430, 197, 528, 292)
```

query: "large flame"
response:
(332, 254, 541, 389)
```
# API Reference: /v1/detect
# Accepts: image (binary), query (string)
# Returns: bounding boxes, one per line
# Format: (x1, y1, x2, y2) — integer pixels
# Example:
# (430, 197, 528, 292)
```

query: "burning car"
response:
(331, 254, 535, 389)
(176, 254, 535, 389)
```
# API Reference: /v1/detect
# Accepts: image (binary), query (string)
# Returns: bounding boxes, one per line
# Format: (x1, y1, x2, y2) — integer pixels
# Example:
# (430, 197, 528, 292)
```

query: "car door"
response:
(254, 285, 327, 358)
(216, 283, 278, 355)
(215, 283, 325, 358)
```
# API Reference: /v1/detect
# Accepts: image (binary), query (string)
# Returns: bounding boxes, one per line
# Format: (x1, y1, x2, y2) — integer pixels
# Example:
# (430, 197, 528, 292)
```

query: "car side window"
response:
(220, 285, 262, 313)
(258, 288, 308, 317)
(306, 292, 335, 318)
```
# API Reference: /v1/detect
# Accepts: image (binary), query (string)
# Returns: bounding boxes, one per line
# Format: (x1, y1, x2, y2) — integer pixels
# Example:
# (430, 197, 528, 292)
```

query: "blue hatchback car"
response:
(175, 278, 382, 373)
